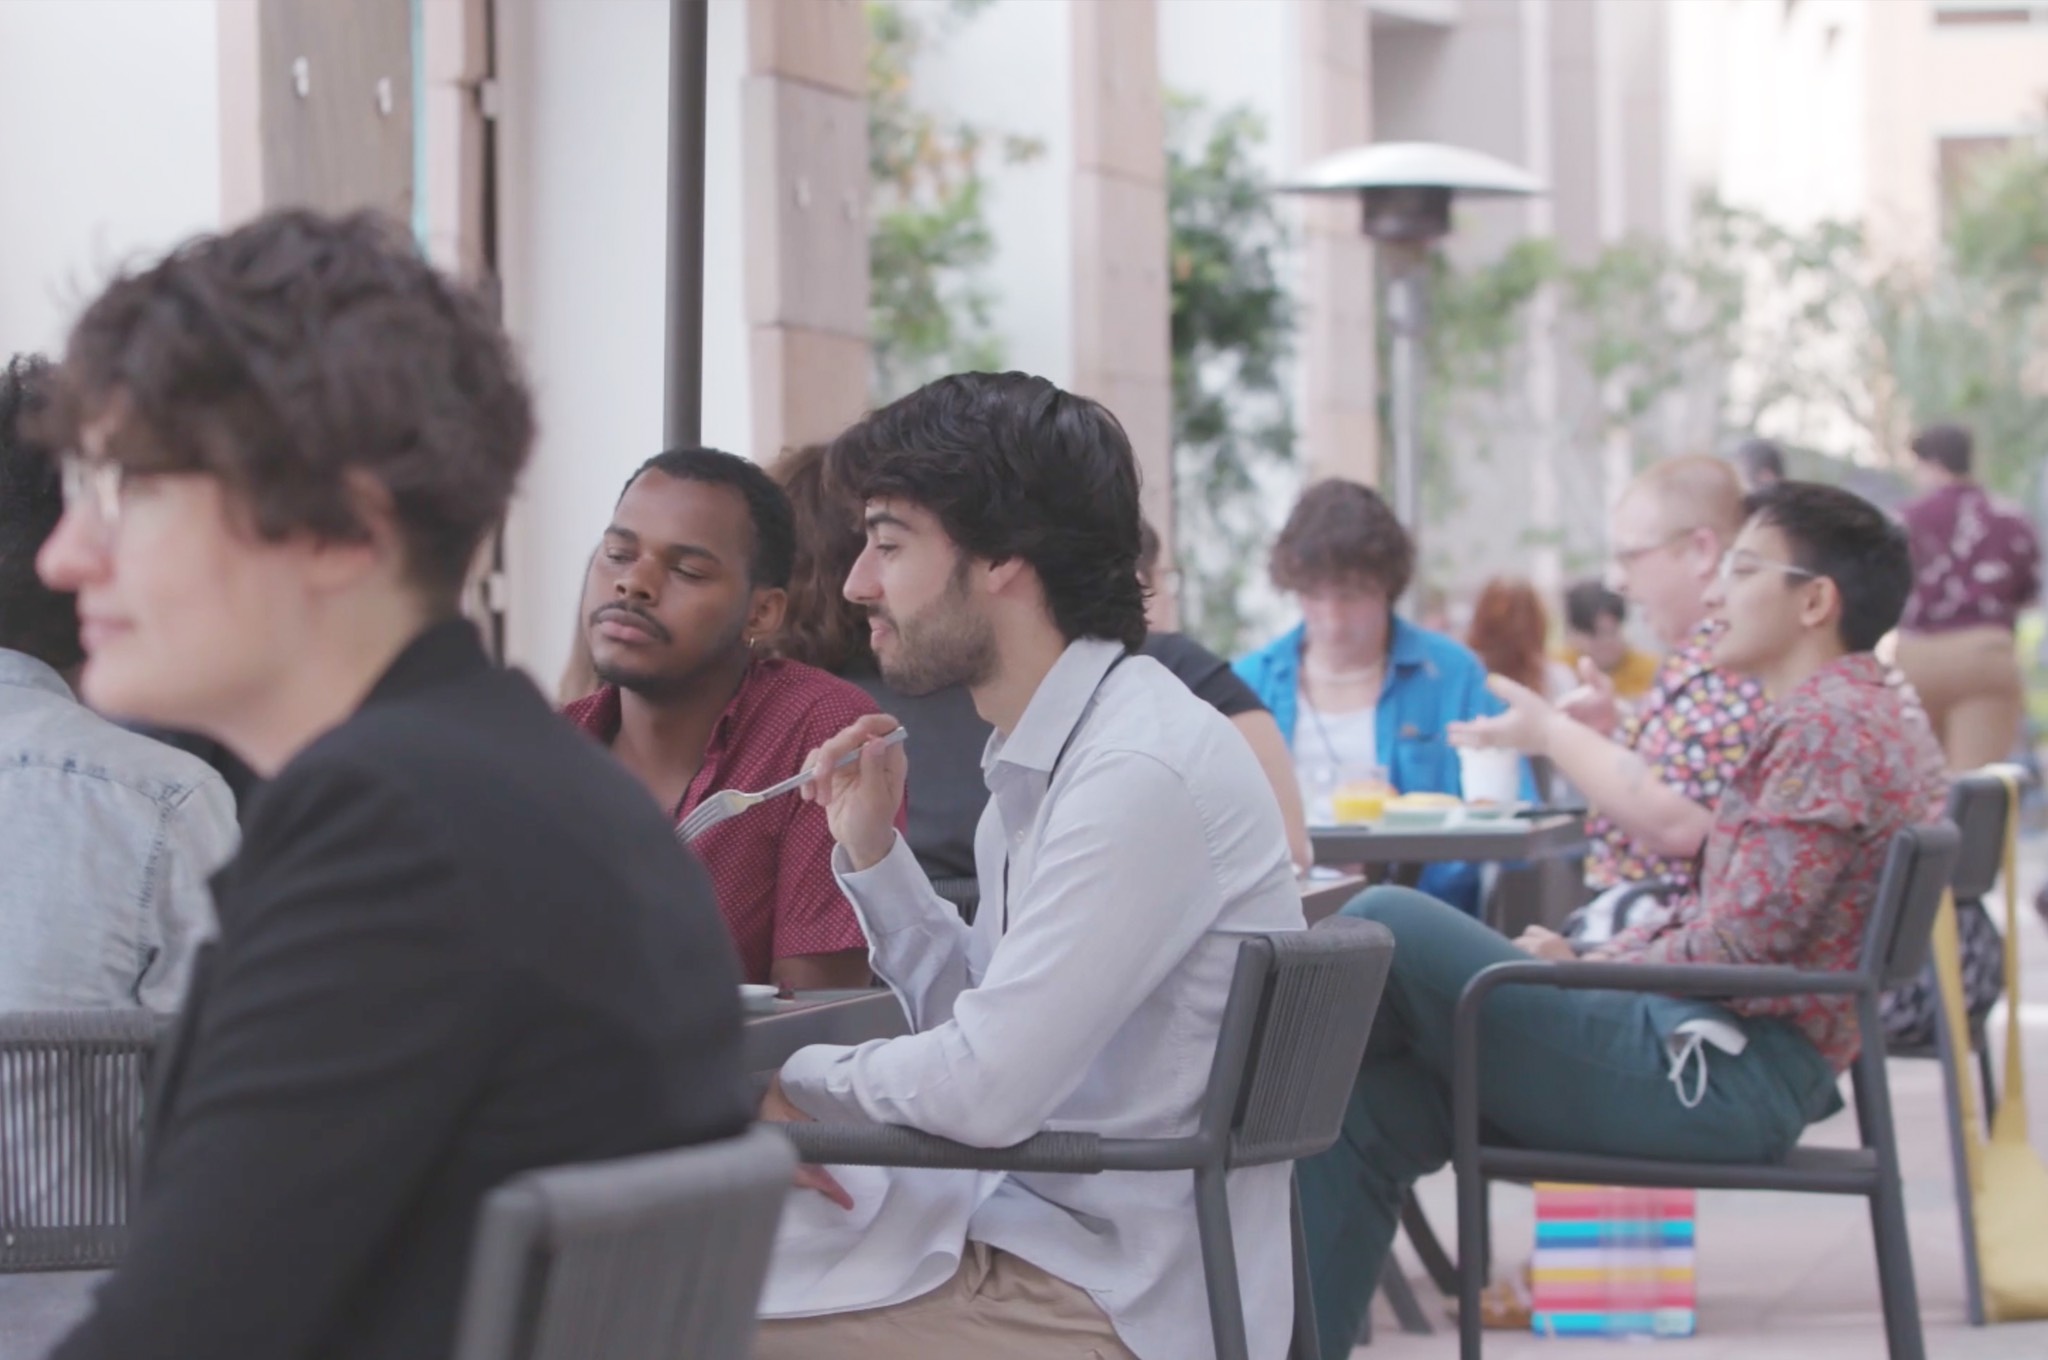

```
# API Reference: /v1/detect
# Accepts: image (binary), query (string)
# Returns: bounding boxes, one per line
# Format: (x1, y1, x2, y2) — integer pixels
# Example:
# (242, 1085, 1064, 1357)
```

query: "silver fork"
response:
(676, 726, 908, 843)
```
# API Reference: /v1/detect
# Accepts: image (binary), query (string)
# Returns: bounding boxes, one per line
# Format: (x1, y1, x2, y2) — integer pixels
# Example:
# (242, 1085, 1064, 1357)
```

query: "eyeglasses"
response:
(1716, 548, 1819, 587)
(1609, 529, 1691, 569)
(58, 454, 131, 542)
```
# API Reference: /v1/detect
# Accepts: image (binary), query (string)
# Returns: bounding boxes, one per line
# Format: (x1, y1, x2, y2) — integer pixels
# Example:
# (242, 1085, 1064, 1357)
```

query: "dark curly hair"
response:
(826, 372, 1146, 650)
(769, 443, 871, 673)
(1270, 478, 1415, 601)
(0, 354, 81, 672)
(37, 209, 534, 609)
(622, 447, 795, 590)
(1743, 481, 1913, 653)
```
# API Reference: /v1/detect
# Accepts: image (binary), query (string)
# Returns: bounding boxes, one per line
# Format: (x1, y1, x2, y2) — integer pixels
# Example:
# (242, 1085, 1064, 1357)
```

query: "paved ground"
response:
(1357, 835, 2048, 1358)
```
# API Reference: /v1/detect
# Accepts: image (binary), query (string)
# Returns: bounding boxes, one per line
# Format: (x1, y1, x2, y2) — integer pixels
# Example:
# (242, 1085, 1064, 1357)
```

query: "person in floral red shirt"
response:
(1485, 456, 1768, 900)
(1297, 482, 1947, 1357)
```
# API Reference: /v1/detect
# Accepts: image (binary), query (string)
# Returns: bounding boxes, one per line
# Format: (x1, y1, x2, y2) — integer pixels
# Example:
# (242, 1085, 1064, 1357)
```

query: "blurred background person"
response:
(1234, 478, 1508, 913)
(1893, 421, 2041, 771)
(1467, 577, 1575, 701)
(34, 209, 751, 1360)
(1560, 579, 1658, 703)
(1733, 436, 1786, 493)
(0, 352, 237, 1017)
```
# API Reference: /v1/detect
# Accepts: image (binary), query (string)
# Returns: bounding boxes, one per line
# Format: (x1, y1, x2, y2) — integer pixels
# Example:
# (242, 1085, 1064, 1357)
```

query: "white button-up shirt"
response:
(779, 638, 1306, 1360)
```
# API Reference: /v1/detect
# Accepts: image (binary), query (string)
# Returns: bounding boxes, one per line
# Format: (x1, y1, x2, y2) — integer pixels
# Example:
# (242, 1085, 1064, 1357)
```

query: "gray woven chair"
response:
(1450, 821, 1960, 1360)
(0, 1010, 166, 1273)
(450, 1125, 796, 1360)
(784, 915, 1398, 1360)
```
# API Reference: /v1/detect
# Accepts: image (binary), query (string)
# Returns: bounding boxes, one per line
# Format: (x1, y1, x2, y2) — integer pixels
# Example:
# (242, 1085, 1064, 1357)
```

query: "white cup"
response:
(1457, 747, 1522, 806)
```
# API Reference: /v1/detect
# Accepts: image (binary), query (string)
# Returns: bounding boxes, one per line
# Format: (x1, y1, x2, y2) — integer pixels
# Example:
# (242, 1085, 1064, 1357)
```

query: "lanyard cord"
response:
(1002, 651, 1129, 935)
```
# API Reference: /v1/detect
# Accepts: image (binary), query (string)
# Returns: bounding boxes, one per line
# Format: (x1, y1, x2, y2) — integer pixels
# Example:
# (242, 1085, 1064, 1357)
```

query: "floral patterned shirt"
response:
(1605, 654, 1949, 1072)
(1584, 622, 1768, 892)
(1900, 482, 2041, 633)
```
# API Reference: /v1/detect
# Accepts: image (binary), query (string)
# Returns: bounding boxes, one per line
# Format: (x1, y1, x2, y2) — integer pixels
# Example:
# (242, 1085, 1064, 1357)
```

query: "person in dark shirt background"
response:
(34, 209, 751, 1360)
(1137, 521, 1311, 870)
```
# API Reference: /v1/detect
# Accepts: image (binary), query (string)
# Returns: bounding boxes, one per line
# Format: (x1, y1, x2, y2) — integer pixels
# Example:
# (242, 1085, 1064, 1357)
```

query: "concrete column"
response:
(421, 0, 490, 282)
(744, 0, 870, 464)
(1294, 0, 1378, 487)
(1069, 0, 1175, 548)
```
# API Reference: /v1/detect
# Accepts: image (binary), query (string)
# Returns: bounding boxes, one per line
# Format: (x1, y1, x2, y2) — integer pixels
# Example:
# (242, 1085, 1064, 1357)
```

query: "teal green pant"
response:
(1298, 887, 1844, 1357)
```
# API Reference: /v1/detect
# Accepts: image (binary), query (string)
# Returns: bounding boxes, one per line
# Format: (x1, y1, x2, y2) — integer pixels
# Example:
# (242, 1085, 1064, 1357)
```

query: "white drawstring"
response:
(1666, 1029, 1711, 1110)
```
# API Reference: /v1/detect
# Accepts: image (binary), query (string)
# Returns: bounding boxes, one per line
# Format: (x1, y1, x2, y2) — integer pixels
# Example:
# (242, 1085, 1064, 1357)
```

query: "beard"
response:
(875, 563, 996, 696)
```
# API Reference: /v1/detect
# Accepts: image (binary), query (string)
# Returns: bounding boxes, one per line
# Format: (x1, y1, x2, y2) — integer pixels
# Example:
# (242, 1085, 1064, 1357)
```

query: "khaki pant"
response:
(753, 1242, 1139, 1360)
(1895, 627, 2027, 773)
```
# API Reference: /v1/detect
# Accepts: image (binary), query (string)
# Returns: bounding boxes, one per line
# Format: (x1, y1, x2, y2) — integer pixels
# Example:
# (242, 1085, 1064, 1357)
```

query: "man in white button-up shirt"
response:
(754, 373, 1305, 1360)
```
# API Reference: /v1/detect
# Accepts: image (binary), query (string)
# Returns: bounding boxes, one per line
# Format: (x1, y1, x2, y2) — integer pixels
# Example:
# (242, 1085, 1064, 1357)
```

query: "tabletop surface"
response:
(1309, 812, 1587, 867)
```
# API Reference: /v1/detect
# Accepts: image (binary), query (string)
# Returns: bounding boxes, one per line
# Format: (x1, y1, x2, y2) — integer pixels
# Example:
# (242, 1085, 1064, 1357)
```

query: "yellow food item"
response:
(1331, 782, 1391, 824)
(1388, 791, 1462, 811)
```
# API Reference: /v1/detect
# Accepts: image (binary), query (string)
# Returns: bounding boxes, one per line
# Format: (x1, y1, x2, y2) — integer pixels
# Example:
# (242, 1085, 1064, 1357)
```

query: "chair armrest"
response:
(1449, 959, 1864, 1173)
(781, 1122, 1109, 1174)
(1463, 960, 1866, 1013)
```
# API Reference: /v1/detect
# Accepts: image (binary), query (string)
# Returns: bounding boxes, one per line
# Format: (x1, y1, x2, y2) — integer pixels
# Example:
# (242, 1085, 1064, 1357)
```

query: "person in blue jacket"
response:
(1234, 478, 1513, 914)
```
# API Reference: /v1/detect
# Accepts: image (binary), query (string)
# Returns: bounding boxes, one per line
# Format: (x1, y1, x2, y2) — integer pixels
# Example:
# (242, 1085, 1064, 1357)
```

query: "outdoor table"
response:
(744, 989, 908, 1071)
(1310, 812, 1589, 935)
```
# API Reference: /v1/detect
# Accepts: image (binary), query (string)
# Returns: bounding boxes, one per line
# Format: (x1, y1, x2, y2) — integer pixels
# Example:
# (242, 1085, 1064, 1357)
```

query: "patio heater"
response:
(1279, 142, 1542, 533)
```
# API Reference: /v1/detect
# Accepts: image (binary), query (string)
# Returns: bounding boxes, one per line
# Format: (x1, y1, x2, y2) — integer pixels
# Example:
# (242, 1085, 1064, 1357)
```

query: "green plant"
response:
(865, 0, 1041, 401)
(1167, 93, 1297, 654)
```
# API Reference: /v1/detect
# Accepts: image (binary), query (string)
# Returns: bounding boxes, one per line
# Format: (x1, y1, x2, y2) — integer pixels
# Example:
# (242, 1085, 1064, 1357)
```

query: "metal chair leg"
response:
(1194, 1163, 1252, 1360)
(1379, 1260, 1435, 1335)
(1858, 997, 1928, 1360)
(1400, 1190, 1461, 1296)
(1289, 1173, 1322, 1360)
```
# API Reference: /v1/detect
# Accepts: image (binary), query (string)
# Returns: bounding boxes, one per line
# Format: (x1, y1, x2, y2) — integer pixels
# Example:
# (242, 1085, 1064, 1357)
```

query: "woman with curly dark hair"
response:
(769, 443, 989, 902)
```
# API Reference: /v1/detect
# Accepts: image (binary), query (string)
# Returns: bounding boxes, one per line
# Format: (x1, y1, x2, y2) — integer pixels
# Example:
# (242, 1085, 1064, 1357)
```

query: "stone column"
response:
(744, 0, 871, 465)
(1294, 0, 1378, 487)
(1070, 0, 1175, 554)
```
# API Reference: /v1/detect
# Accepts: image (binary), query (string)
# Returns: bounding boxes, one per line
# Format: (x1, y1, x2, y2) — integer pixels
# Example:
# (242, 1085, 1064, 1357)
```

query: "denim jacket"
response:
(0, 649, 238, 1014)
(1234, 618, 1517, 913)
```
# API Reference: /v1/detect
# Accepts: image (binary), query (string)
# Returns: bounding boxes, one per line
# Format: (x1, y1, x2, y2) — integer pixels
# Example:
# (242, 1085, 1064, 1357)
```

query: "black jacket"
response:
(54, 622, 751, 1360)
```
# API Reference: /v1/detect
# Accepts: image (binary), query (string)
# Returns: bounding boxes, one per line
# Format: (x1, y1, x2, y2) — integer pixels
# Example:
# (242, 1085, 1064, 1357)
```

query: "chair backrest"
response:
(1201, 916, 1396, 1168)
(449, 1126, 796, 1360)
(0, 1009, 165, 1272)
(1946, 772, 2012, 904)
(1861, 822, 1963, 991)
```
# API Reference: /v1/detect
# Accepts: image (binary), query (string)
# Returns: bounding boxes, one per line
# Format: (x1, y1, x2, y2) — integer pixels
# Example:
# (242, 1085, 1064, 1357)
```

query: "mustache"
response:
(590, 603, 672, 644)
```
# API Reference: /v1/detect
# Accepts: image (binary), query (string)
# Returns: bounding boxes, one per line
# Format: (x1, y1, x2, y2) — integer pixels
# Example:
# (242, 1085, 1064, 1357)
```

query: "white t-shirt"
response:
(1295, 693, 1378, 824)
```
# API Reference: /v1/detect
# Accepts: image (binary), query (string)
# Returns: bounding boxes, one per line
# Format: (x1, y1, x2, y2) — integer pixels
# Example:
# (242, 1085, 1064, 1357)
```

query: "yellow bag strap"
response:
(1991, 770, 2029, 1149)
(1931, 884, 1984, 1191)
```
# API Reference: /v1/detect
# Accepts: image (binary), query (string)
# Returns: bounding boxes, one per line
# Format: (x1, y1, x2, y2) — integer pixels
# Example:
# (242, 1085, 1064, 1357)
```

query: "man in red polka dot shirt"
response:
(563, 448, 892, 989)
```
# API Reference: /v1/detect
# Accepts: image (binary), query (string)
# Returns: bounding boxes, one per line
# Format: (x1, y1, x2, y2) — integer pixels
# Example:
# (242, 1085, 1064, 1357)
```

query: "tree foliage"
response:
(1422, 129, 2048, 577)
(865, 0, 1041, 401)
(1167, 93, 1297, 654)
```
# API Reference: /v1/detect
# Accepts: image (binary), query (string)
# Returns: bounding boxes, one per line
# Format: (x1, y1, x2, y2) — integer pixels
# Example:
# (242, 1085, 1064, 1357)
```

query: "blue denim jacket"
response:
(1234, 618, 1518, 913)
(0, 649, 238, 1014)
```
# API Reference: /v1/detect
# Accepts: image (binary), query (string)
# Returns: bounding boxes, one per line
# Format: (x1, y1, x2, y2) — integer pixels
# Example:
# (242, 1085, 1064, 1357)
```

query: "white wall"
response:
(494, 0, 751, 688)
(0, 0, 221, 360)
(901, 0, 1073, 384)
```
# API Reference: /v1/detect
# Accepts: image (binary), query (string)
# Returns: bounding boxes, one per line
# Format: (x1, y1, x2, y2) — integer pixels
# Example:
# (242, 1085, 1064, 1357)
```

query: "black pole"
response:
(664, 0, 709, 448)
